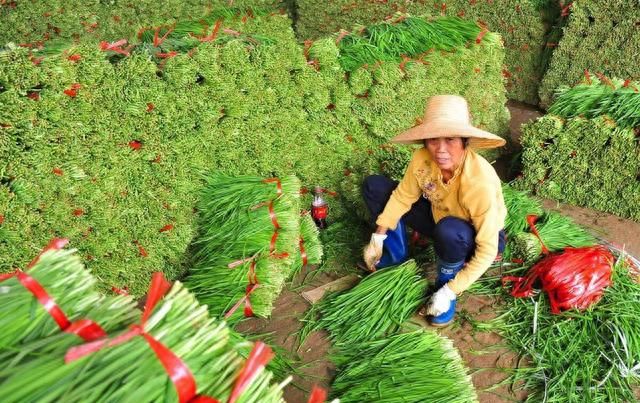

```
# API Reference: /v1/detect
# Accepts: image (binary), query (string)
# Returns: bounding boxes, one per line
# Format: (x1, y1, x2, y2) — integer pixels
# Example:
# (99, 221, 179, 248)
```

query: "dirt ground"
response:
(236, 101, 640, 402)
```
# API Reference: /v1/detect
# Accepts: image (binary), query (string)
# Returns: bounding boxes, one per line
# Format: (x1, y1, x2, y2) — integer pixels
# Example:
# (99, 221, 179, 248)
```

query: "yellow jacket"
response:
(376, 147, 506, 294)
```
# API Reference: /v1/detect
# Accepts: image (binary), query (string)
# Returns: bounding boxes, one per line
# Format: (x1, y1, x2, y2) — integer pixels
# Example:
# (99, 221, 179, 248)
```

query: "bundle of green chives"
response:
(502, 183, 543, 235)
(304, 260, 426, 345)
(187, 173, 302, 320)
(195, 196, 300, 263)
(482, 255, 640, 402)
(291, 212, 323, 277)
(187, 253, 291, 322)
(197, 173, 301, 225)
(550, 75, 640, 129)
(338, 16, 482, 72)
(331, 330, 477, 403)
(510, 212, 597, 264)
(0, 249, 136, 350)
(0, 281, 287, 403)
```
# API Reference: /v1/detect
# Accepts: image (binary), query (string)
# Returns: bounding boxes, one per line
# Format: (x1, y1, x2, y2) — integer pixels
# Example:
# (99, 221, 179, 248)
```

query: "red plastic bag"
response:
(502, 246, 613, 314)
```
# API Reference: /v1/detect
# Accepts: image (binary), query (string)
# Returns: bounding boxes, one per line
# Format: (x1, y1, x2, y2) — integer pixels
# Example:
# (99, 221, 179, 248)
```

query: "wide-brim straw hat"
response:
(391, 95, 506, 149)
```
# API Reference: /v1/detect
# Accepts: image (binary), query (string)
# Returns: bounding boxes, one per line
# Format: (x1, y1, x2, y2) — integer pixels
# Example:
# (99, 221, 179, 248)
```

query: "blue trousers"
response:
(362, 175, 505, 262)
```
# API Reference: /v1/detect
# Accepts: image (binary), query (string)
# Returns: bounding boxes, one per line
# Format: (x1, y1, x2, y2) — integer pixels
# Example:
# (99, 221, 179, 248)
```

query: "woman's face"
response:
(425, 137, 465, 173)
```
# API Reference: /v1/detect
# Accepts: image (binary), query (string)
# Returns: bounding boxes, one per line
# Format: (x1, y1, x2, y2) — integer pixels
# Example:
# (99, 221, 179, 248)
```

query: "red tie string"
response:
(526, 215, 550, 255)
(267, 201, 280, 230)
(269, 231, 279, 253)
(228, 342, 275, 403)
(299, 237, 308, 267)
(65, 273, 223, 402)
(224, 283, 260, 319)
(99, 39, 130, 56)
(307, 385, 328, 403)
(225, 260, 259, 319)
(0, 238, 106, 342)
(262, 177, 283, 197)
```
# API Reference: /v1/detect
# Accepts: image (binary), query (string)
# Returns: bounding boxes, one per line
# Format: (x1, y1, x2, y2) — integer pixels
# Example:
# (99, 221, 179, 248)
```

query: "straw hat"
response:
(391, 95, 506, 149)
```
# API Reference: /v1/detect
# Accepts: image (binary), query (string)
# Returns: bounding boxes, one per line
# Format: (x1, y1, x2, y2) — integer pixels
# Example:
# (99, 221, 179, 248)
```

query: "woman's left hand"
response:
(425, 285, 456, 316)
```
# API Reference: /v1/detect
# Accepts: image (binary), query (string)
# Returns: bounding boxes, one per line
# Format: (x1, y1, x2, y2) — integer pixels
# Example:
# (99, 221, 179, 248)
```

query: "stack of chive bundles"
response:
(519, 75, 640, 221)
(0, 279, 288, 403)
(186, 173, 322, 322)
(303, 260, 426, 345)
(484, 253, 640, 402)
(0, 248, 137, 351)
(331, 330, 477, 403)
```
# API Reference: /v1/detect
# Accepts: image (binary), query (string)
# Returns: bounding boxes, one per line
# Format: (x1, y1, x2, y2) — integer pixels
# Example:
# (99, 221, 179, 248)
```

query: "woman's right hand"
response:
(363, 233, 387, 271)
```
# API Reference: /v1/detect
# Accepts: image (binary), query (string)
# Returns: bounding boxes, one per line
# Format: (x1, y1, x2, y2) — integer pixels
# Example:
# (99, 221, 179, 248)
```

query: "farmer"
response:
(362, 95, 506, 326)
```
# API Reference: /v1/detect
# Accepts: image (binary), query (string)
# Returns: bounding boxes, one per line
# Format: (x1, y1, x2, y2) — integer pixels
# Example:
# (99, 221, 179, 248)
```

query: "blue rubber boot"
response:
(375, 219, 409, 269)
(430, 259, 465, 327)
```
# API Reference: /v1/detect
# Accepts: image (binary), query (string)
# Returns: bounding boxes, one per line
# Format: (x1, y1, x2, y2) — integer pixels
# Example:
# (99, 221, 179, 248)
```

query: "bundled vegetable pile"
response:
(296, 0, 560, 104)
(185, 174, 300, 321)
(186, 173, 323, 322)
(539, 0, 640, 107)
(517, 75, 640, 221)
(0, 7, 507, 294)
(302, 260, 427, 345)
(331, 330, 477, 402)
(0, 243, 289, 403)
(476, 253, 640, 402)
(0, 2, 283, 45)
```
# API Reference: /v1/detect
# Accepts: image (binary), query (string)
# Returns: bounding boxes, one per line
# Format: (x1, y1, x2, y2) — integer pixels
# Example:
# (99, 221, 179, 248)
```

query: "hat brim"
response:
(391, 121, 506, 149)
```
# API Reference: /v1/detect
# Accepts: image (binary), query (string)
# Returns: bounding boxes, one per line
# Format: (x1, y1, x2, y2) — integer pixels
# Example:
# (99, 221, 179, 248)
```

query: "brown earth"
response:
(236, 100, 640, 402)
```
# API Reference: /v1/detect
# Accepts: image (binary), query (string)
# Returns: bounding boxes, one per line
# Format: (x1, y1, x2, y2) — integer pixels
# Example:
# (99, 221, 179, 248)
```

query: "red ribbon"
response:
(475, 27, 488, 44)
(225, 260, 260, 319)
(228, 342, 275, 403)
(153, 25, 174, 47)
(0, 238, 106, 342)
(299, 237, 308, 267)
(66, 273, 224, 402)
(16, 270, 72, 329)
(267, 201, 280, 230)
(269, 231, 279, 253)
(262, 177, 283, 197)
(111, 285, 130, 296)
(99, 39, 130, 56)
(526, 215, 549, 255)
(307, 385, 327, 403)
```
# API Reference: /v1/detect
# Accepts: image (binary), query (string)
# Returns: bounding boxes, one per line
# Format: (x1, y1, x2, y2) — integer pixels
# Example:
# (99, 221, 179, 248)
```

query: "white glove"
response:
(363, 233, 387, 271)
(425, 284, 457, 316)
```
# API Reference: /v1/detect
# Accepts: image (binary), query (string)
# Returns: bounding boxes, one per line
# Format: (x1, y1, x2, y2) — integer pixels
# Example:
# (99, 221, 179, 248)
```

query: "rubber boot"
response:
(429, 259, 465, 327)
(375, 219, 409, 269)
